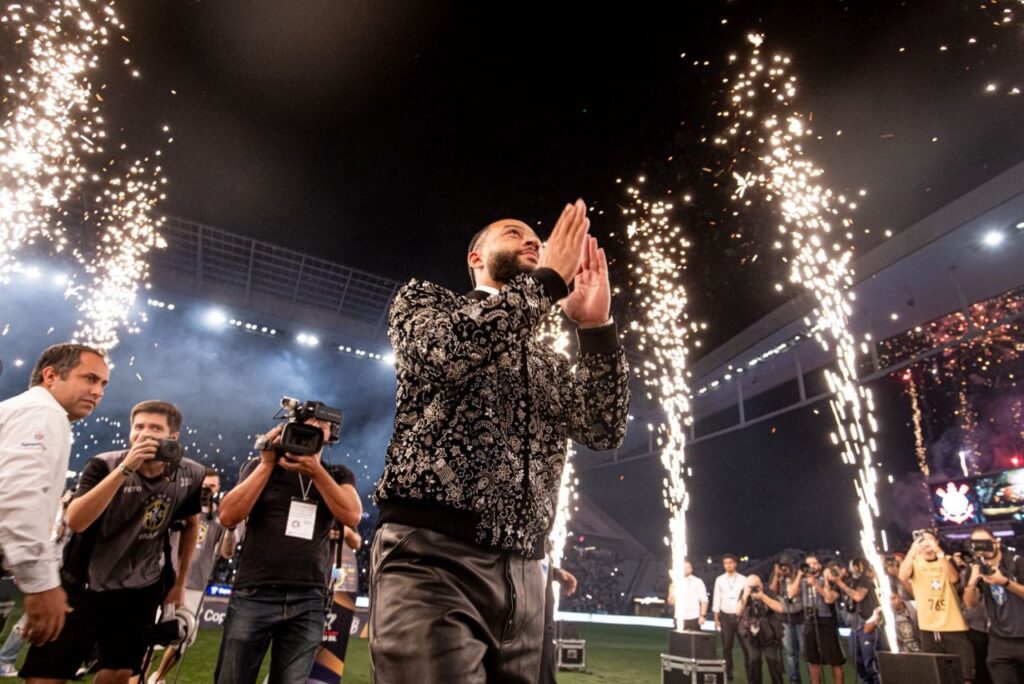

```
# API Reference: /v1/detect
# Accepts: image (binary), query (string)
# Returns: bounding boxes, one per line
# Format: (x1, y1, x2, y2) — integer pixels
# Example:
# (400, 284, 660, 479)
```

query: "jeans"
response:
(0, 614, 24, 665)
(214, 585, 325, 684)
(781, 620, 805, 683)
(851, 628, 879, 684)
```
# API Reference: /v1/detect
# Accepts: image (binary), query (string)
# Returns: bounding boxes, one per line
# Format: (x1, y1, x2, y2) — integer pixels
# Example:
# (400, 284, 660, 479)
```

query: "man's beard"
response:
(486, 249, 534, 284)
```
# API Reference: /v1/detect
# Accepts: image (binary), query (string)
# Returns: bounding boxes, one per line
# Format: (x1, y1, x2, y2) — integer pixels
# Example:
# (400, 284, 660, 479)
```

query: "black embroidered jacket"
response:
(374, 267, 630, 559)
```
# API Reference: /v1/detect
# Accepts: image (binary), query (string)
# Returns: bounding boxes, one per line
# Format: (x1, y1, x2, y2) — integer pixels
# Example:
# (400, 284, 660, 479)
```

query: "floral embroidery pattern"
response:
(375, 273, 630, 557)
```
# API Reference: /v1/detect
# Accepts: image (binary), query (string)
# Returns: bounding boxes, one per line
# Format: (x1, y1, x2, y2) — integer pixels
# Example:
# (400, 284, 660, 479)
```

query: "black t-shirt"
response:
(232, 458, 356, 590)
(62, 452, 204, 591)
(980, 554, 1024, 639)
(741, 591, 784, 645)
(853, 575, 880, 619)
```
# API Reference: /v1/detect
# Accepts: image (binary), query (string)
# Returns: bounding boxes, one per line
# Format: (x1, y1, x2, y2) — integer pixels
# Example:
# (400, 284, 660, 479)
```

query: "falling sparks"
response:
(0, 0, 169, 349)
(536, 309, 576, 613)
(0, 0, 120, 280)
(73, 155, 167, 349)
(957, 387, 979, 476)
(976, 1, 1024, 95)
(623, 183, 694, 628)
(715, 33, 895, 648)
(904, 370, 929, 477)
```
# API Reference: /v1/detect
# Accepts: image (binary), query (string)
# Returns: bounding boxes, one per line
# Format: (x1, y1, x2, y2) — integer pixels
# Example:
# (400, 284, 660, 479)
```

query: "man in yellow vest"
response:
(899, 530, 974, 683)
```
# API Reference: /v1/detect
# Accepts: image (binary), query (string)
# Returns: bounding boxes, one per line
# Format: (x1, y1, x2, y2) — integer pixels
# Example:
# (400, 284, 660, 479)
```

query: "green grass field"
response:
(0, 618, 859, 683)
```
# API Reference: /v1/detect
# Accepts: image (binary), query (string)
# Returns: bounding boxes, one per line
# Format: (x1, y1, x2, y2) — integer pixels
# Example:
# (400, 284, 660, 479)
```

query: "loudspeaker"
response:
(878, 652, 963, 684)
(668, 630, 717, 659)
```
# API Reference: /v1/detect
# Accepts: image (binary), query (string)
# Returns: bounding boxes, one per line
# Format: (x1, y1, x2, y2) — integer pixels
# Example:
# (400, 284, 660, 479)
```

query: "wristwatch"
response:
(119, 463, 135, 477)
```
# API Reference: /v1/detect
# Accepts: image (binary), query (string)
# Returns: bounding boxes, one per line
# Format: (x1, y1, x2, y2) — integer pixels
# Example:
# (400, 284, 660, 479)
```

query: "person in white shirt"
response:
(713, 554, 749, 682)
(0, 343, 109, 646)
(677, 559, 709, 631)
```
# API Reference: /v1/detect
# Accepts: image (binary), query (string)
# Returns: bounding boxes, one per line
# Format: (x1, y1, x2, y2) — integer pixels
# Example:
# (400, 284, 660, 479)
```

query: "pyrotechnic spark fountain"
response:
(536, 310, 577, 612)
(623, 181, 696, 628)
(0, 0, 119, 279)
(957, 386, 979, 476)
(74, 155, 168, 350)
(1, 0, 169, 349)
(715, 33, 896, 648)
(905, 370, 929, 477)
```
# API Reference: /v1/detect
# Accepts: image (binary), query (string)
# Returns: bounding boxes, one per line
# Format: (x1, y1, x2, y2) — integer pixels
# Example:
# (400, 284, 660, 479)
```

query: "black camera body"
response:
(749, 585, 761, 595)
(277, 396, 343, 457)
(966, 538, 995, 554)
(154, 439, 183, 465)
(963, 538, 997, 576)
(800, 563, 817, 575)
(200, 485, 215, 509)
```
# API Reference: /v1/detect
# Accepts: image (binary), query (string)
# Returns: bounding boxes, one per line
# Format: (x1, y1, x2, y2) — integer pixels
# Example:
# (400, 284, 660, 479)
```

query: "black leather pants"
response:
(369, 523, 545, 684)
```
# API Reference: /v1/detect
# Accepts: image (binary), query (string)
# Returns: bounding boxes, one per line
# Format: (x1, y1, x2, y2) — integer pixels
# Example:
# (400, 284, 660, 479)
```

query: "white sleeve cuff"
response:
(12, 559, 61, 594)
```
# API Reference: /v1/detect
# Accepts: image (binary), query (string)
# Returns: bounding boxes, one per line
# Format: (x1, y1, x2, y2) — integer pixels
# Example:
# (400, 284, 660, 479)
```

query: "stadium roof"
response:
(149, 214, 403, 343)
(688, 160, 1024, 439)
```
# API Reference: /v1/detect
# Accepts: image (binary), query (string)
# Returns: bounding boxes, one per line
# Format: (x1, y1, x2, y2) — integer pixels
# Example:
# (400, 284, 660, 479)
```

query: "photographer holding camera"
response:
(20, 400, 204, 684)
(832, 558, 880, 684)
(148, 467, 239, 684)
(898, 530, 975, 683)
(952, 547, 993, 684)
(962, 527, 1024, 683)
(770, 557, 806, 684)
(214, 402, 361, 684)
(738, 574, 786, 684)
(788, 555, 845, 684)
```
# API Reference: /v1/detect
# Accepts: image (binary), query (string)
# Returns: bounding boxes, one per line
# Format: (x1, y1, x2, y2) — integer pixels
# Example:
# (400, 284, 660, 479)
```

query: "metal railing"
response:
(152, 215, 401, 330)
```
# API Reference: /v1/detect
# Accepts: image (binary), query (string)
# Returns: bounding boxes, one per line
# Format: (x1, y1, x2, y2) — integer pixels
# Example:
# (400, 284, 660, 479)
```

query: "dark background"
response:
(2, 0, 1023, 559)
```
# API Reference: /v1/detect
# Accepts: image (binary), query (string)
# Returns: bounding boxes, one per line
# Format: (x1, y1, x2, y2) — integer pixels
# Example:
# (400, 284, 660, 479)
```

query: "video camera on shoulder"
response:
(275, 396, 343, 457)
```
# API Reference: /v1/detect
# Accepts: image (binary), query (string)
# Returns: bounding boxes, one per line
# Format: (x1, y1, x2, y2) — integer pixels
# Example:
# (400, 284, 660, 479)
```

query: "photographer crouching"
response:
(214, 398, 361, 684)
(788, 555, 846, 684)
(962, 527, 1024, 683)
(738, 574, 786, 684)
(20, 400, 205, 684)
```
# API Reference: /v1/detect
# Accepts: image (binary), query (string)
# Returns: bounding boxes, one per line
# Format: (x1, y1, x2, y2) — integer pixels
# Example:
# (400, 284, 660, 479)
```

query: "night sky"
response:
(101, 0, 1024, 349)
(3, 0, 1024, 560)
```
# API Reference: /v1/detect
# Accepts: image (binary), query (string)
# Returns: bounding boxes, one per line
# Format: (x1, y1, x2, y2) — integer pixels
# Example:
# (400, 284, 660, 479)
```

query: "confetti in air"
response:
(715, 33, 896, 648)
(536, 310, 577, 613)
(623, 180, 697, 629)
(0, 0, 168, 349)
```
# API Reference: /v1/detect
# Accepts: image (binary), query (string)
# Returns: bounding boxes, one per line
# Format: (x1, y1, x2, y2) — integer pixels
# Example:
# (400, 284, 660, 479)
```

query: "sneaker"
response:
(147, 673, 164, 684)
(0, 663, 19, 677)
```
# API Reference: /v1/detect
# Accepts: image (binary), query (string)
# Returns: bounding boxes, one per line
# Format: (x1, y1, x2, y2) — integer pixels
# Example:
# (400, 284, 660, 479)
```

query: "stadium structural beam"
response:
(584, 305, 1024, 470)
